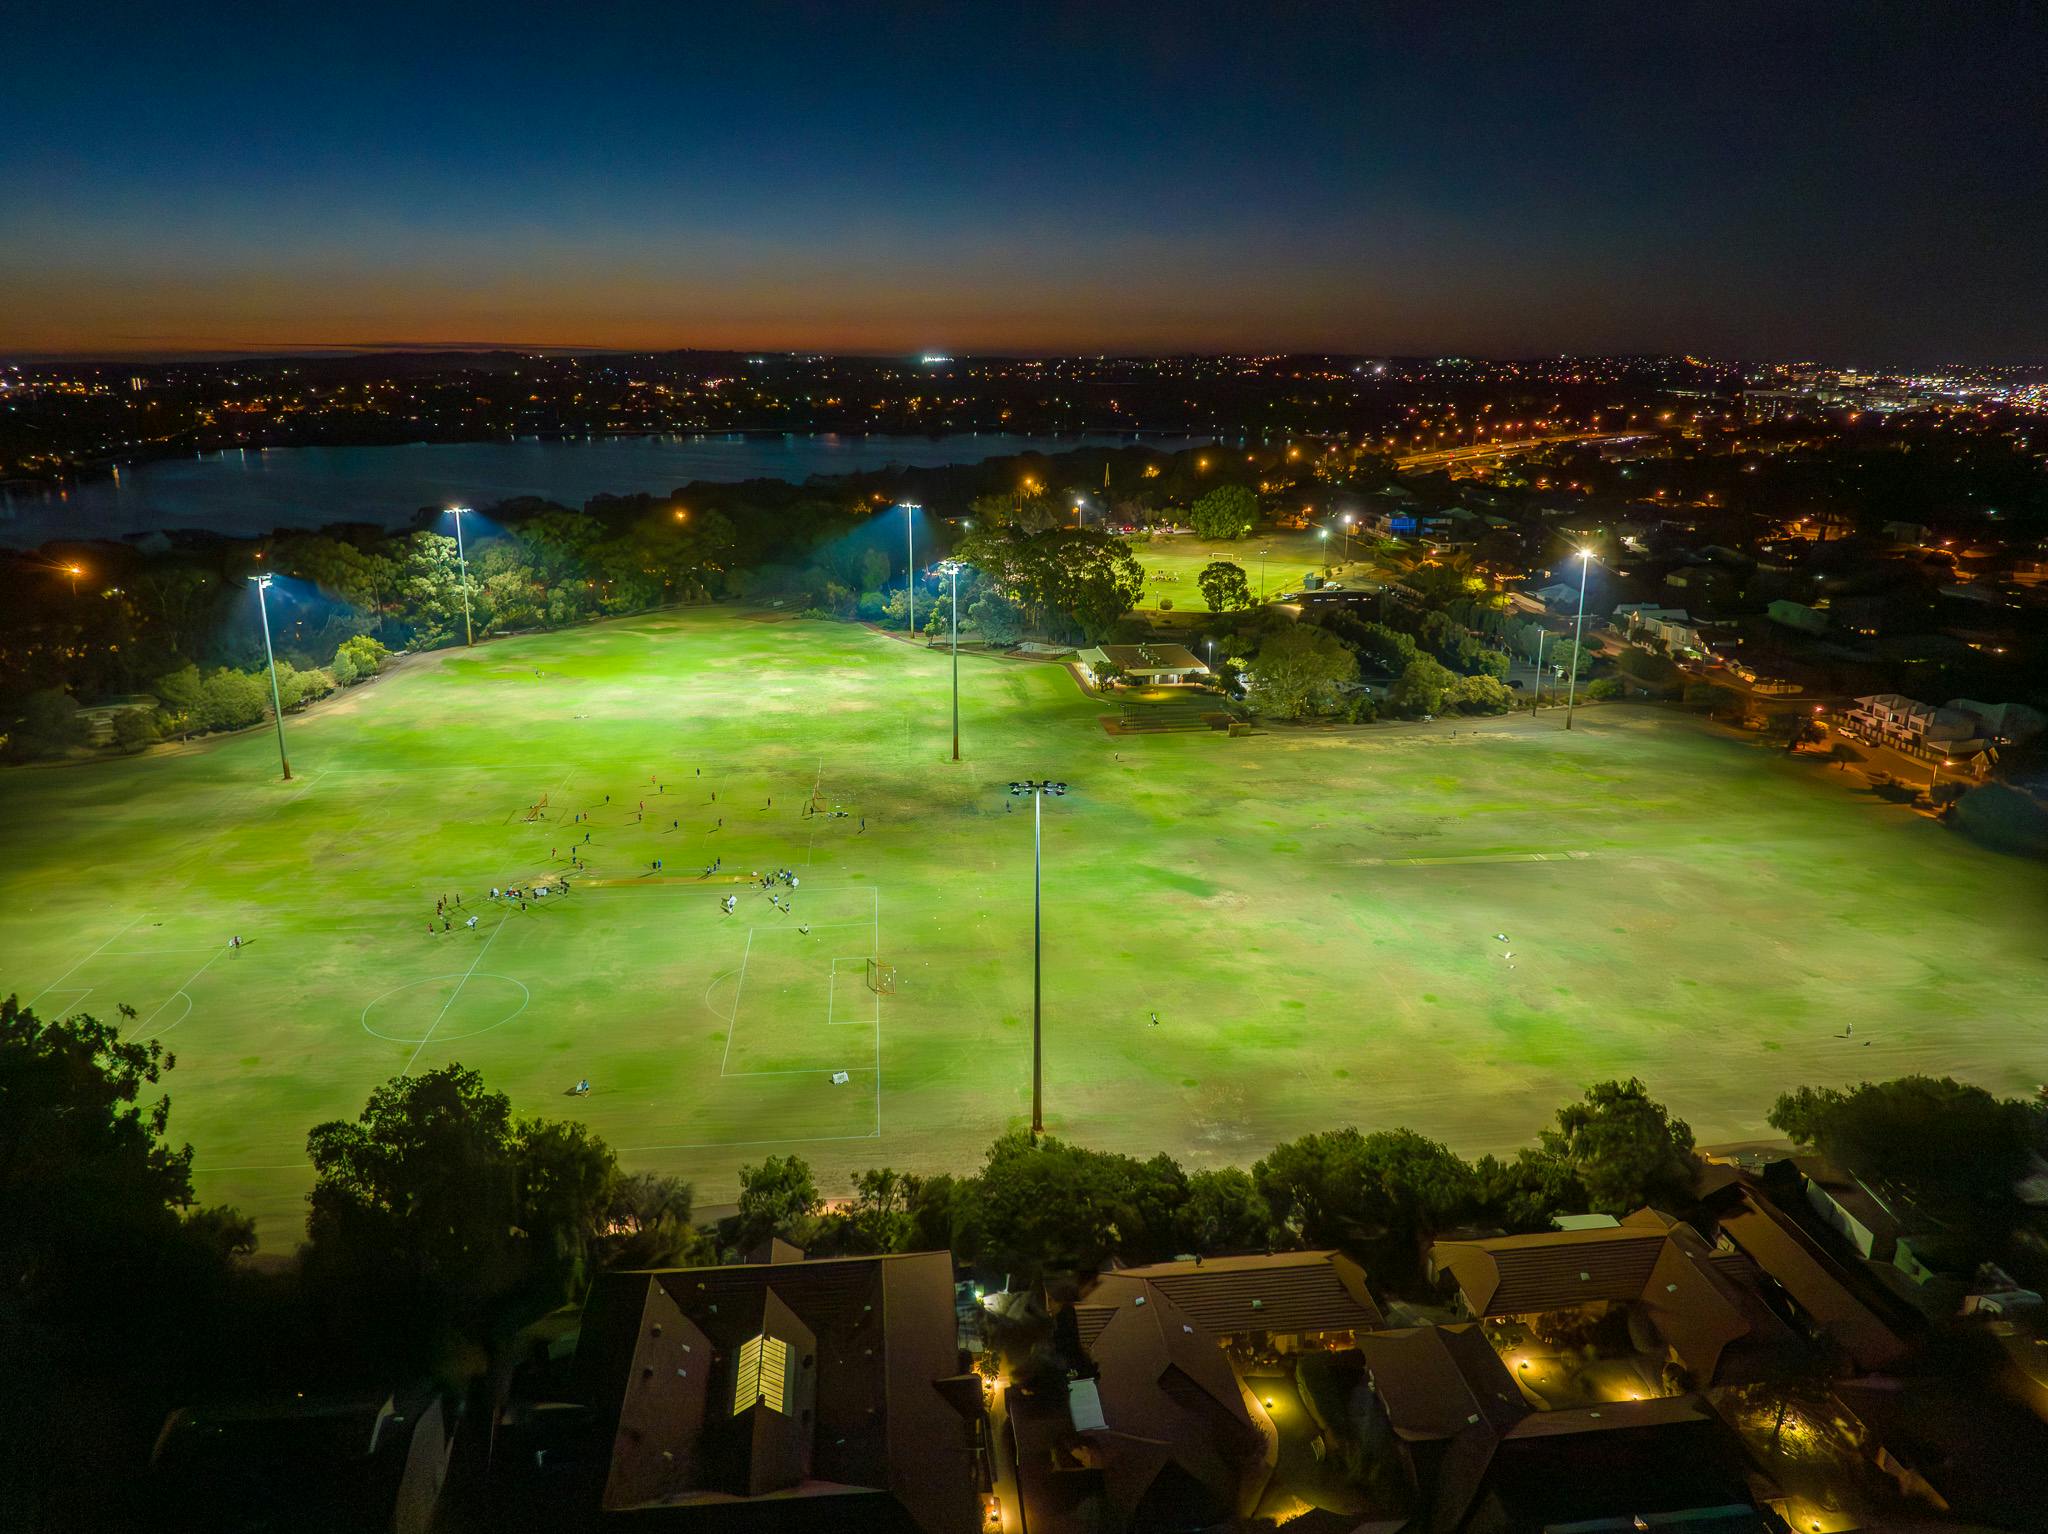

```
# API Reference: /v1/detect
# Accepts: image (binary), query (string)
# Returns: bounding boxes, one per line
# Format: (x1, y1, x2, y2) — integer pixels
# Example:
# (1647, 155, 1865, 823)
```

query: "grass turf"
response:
(1125, 529, 1352, 611)
(5, 606, 2045, 1246)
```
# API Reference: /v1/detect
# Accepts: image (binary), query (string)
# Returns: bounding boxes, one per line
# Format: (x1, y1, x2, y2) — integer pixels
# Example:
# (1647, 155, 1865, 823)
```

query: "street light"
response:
(937, 559, 967, 761)
(1008, 780, 1069, 1139)
(1533, 629, 1548, 709)
(249, 575, 292, 780)
(899, 503, 922, 638)
(1341, 514, 1355, 566)
(444, 507, 474, 646)
(66, 563, 83, 599)
(1563, 549, 1593, 730)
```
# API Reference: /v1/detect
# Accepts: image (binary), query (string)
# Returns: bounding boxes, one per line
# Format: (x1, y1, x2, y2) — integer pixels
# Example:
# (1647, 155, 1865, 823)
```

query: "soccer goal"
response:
(865, 958, 896, 995)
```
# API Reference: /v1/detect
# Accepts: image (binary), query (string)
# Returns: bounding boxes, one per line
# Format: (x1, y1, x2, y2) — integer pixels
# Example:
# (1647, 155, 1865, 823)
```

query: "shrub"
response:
(1587, 677, 1624, 700)
(1158, 597, 1173, 612)
(111, 709, 159, 754)
(8, 690, 88, 760)
(198, 668, 268, 731)
(334, 635, 388, 681)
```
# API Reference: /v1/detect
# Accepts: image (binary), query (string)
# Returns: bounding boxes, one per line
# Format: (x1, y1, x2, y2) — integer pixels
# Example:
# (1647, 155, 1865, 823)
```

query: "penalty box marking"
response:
(719, 930, 879, 1078)
(827, 956, 881, 1026)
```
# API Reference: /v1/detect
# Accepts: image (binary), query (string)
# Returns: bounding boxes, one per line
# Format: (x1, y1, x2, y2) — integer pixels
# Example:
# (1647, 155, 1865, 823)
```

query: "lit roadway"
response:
(1392, 430, 1642, 472)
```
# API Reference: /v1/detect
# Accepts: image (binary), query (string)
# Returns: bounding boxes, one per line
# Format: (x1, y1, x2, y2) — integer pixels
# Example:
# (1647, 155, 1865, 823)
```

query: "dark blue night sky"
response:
(4, 1, 2044, 359)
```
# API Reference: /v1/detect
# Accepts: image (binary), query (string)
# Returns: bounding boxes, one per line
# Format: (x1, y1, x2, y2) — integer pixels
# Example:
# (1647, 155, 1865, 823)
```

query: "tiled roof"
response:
(577, 1251, 977, 1534)
(1714, 1196, 1911, 1371)
(1432, 1220, 1675, 1316)
(1110, 1251, 1386, 1336)
(1358, 1324, 1528, 1442)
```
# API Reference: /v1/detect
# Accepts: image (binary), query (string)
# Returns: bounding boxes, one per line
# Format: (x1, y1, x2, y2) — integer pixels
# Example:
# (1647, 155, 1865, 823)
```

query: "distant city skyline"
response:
(5, 2, 2046, 361)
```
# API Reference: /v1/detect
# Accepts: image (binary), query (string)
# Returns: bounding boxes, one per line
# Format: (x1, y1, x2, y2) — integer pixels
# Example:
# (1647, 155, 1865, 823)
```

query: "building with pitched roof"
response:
(574, 1250, 982, 1532)
(1430, 1209, 1800, 1388)
(1107, 1250, 1385, 1352)
(1012, 1271, 1270, 1534)
(1075, 643, 1210, 686)
(1358, 1326, 1761, 1534)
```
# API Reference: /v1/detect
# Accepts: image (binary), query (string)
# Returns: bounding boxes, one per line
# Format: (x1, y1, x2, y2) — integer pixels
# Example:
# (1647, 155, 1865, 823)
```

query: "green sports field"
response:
(6, 608, 2045, 1246)
(1128, 529, 1352, 611)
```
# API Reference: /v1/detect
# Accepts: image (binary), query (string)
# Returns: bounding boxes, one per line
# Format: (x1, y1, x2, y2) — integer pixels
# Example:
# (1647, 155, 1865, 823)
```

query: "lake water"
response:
(0, 433, 1195, 546)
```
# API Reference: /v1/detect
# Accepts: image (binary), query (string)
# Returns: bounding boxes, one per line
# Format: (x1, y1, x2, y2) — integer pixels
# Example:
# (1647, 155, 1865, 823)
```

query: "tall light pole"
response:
(1317, 527, 1330, 574)
(66, 563, 83, 599)
(1009, 780, 1068, 1139)
(937, 559, 966, 761)
(1563, 549, 1593, 730)
(445, 506, 474, 646)
(899, 502, 921, 638)
(249, 574, 291, 780)
(1342, 514, 1355, 566)
(1533, 629, 1548, 709)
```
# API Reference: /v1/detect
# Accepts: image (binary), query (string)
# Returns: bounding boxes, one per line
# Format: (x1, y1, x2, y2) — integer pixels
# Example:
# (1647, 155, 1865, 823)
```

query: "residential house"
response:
(1100, 1250, 1386, 1354)
(1014, 1271, 1270, 1534)
(1695, 1180, 1913, 1373)
(1430, 1208, 1801, 1389)
(1766, 599, 1830, 636)
(1357, 1325, 1762, 1533)
(152, 1388, 458, 1534)
(574, 1249, 983, 1532)
(1615, 605, 1706, 652)
(1840, 693, 1987, 758)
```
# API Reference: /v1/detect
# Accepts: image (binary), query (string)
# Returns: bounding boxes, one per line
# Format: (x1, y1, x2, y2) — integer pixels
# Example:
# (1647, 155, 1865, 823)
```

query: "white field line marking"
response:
(728, 1066, 879, 1077)
(133, 944, 230, 1037)
(716, 927, 757, 1076)
(402, 912, 512, 1075)
(1357, 849, 1593, 867)
(827, 956, 880, 1025)
(26, 917, 141, 1008)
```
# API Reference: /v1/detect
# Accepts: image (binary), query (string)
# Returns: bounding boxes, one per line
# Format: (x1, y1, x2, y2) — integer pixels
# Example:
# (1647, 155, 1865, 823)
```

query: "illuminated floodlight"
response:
(247, 574, 291, 780)
(444, 507, 475, 646)
(1008, 779, 1074, 1135)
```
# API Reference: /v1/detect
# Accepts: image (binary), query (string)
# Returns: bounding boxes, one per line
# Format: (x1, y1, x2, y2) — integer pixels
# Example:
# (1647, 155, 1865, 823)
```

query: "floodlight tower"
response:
(1563, 548, 1594, 730)
(936, 559, 967, 761)
(899, 503, 922, 637)
(1008, 780, 1069, 1139)
(444, 507, 475, 646)
(249, 574, 291, 780)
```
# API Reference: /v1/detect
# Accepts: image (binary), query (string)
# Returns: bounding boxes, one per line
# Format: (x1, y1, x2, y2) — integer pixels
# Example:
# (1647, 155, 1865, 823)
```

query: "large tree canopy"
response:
(1247, 623, 1357, 718)
(1188, 483, 1259, 540)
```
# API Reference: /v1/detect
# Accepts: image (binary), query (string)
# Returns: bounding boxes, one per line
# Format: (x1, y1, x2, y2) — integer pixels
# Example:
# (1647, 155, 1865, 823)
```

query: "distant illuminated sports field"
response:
(1126, 528, 1339, 611)
(6, 606, 2045, 1243)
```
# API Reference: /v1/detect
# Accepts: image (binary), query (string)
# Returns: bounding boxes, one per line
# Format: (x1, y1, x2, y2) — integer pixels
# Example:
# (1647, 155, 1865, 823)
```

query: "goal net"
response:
(865, 959, 896, 996)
